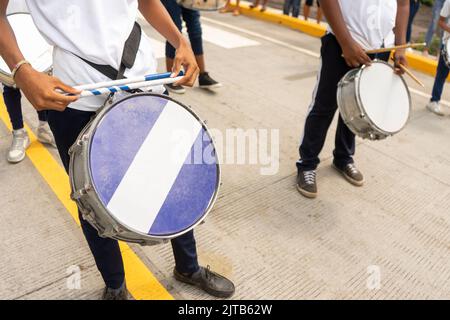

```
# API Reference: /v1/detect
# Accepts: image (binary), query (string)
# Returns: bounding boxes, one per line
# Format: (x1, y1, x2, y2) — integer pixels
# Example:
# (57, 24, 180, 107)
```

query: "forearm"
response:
(320, 0, 353, 46)
(0, 1, 25, 70)
(439, 18, 450, 34)
(138, 0, 186, 49)
(394, 0, 409, 45)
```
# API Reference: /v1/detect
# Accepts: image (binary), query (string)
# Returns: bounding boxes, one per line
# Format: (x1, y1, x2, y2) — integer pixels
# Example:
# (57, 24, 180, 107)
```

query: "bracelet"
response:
(11, 60, 31, 80)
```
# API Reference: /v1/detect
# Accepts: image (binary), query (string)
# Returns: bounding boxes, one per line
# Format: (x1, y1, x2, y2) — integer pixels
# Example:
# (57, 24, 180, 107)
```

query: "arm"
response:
(0, 0, 79, 111)
(438, 16, 450, 33)
(320, 0, 371, 67)
(393, 0, 409, 73)
(138, 0, 199, 86)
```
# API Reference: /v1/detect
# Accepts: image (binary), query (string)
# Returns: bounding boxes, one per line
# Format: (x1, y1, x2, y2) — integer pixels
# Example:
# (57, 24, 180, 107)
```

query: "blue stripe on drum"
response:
(149, 130, 217, 236)
(89, 95, 168, 205)
(89, 94, 218, 237)
(92, 90, 102, 96)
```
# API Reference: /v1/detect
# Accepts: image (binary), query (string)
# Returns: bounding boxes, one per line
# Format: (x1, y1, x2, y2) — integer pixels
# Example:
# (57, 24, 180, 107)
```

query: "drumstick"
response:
(75, 71, 184, 91)
(79, 76, 184, 98)
(365, 43, 426, 54)
(390, 57, 425, 87)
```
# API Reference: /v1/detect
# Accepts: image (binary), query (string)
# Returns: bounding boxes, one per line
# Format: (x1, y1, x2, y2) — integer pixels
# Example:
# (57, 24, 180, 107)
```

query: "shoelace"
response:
(347, 164, 359, 175)
(11, 134, 26, 150)
(304, 171, 316, 185)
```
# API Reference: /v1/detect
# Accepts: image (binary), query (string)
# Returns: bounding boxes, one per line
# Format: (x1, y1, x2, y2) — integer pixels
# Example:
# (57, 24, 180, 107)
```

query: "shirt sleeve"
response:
(441, 0, 450, 18)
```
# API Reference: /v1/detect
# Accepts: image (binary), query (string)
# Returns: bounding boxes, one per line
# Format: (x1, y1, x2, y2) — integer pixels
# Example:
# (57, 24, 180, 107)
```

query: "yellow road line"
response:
(0, 97, 173, 300)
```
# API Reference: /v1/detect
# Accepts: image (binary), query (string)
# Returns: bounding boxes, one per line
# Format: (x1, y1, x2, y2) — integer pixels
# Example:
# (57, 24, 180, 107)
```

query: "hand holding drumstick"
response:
(390, 55, 425, 87)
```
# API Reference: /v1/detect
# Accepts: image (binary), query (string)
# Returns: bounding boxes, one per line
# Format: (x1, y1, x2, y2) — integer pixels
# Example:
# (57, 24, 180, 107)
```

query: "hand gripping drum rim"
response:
(337, 60, 411, 141)
(68, 93, 221, 246)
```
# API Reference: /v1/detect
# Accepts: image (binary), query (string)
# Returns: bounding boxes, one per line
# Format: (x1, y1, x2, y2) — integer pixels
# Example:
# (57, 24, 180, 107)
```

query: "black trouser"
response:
(297, 34, 389, 171)
(47, 104, 200, 290)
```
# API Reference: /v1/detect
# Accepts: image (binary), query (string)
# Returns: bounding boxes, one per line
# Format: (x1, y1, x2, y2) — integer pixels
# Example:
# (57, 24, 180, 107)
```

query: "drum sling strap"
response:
(75, 22, 142, 81)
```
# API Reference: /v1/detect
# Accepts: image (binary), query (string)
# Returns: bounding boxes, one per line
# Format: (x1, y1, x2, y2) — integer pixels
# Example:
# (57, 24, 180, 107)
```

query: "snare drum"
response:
(0, 13, 53, 87)
(337, 60, 411, 141)
(177, 0, 227, 11)
(69, 93, 220, 246)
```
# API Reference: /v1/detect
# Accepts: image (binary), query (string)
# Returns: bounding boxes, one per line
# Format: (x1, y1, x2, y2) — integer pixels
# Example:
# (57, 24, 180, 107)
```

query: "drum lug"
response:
(69, 135, 89, 155)
(71, 184, 93, 200)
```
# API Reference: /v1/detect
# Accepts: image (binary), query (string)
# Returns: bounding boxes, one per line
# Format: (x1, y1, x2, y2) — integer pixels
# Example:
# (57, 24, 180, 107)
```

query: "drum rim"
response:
(0, 12, 53, 87)
(355, 59, 412, 135)
(85, 92, 221, 240)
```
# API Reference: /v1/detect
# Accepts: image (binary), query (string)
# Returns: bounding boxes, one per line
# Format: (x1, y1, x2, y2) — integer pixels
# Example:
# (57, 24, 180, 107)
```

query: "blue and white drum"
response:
(69, 93, 220, 246)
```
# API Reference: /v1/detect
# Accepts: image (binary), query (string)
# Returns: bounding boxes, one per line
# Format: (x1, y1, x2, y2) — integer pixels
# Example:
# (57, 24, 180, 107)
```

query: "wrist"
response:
(13, 63, 34, 87)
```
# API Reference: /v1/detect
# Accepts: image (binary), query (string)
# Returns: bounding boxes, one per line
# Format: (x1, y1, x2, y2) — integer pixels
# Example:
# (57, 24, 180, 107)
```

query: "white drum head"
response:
(0, 13, 53, 76)
(358, 62, 410, 134)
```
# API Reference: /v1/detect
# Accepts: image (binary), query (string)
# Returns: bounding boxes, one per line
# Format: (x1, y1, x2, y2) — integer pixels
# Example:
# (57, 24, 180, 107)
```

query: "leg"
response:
(431, 50, 450, 103)
(297, 34, 351, 171)
(424, 1, 442, 49)
(292, 0, 300, 18)
(316, 1, 322, 24)
(406, 1, 420, 43)
(333, 115, 355, 168)
(3, 85, 24, 130)
(304, 0, 313, 20)
(161, 0, 183, 70)
(182, 8, 205, 71)
(47, 108, 125, 290)
(283, 0, 292, 16)
(171, 230, 200, 274)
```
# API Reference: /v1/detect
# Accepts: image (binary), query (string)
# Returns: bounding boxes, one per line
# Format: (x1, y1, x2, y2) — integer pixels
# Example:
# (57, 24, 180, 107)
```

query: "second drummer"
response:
(296, 0, 409, 199)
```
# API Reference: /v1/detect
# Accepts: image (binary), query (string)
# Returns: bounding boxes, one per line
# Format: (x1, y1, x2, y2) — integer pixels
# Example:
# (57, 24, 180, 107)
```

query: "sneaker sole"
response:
(173, 272, 235, 299)
(296, 184, 317, 199)
(199, 84, 223, 90)
(332, 164, 365, 187)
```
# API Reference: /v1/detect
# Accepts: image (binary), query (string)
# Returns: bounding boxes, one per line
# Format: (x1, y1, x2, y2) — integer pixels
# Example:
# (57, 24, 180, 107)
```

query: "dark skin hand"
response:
(320, 0, 409, 75)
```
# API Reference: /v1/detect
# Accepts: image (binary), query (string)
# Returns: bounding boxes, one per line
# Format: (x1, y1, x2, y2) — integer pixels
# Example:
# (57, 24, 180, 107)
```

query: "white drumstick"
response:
(79, 76, 184, 98)
(75, 71, 183, 91)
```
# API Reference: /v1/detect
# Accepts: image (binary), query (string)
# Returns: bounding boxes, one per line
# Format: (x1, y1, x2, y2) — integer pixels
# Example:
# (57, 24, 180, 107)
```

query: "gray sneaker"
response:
(333, 163, 364, 186)
(37, 122, 56, 148)
(296, 170, 317, 198)
(426, 101, 445, 116)
(7, 129, 30, 163)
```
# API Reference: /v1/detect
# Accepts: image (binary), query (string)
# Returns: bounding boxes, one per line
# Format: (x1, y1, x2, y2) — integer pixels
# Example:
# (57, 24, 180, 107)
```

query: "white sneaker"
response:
(7, 129, 30, 163)
(37, 122, 56, 148)
(426, 101, 445, 116)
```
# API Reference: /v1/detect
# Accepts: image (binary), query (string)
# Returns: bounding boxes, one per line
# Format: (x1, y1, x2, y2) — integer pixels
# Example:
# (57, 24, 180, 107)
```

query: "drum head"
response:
(358, 62, 410, 134)
(0, 13, 53, 76)
(89, 94, 219, 238)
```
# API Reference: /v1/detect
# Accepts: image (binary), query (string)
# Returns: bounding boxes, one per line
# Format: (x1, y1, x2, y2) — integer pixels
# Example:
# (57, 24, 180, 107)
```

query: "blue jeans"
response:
(162, 0, 203, 59)
(2, 85, 47, 130)
(407, 0, 420, 43)
(425, 0, 445, 47)
(283, 0, 300, 18)
(431, 47, 449, 102)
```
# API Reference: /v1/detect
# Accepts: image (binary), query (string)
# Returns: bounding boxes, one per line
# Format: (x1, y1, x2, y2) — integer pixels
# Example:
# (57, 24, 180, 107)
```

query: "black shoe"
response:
(174, 266, 235, 298)
(199, 72, 222, 90)
(165, 83, 186, 94)
(333, 163, 364, 186)
(101, 283, 129, 300)
(296, 170, 317, 198)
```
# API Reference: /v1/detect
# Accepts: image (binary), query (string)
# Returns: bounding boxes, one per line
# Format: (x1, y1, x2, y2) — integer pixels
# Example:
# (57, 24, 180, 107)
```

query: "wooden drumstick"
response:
(365, 43, 426, 54)
(390, 57, 425, 87)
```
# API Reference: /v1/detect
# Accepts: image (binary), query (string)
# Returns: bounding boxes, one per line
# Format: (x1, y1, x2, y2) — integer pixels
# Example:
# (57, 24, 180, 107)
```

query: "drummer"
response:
(0, 0, 234, 300)
(426, 0, 450, 116)
(296, 0, 408, 199)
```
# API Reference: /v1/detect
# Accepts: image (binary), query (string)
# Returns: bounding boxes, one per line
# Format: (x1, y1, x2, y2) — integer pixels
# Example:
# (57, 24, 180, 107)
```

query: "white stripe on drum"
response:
(107, 101, 202, 234)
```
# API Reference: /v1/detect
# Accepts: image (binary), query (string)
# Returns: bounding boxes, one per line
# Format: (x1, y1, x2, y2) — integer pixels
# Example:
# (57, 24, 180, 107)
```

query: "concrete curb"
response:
(230, 3, 443, 80)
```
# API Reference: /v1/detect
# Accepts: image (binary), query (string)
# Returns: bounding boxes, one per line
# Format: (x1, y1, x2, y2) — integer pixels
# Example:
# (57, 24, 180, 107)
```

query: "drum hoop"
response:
(355, 60, 412, 135)
(84, 92, 222, 240)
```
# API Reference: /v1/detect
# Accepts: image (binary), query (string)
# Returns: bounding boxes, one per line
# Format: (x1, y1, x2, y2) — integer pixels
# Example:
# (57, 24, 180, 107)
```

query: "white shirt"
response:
(25, 0, 164, 111)
(441, 0, 450, 41)
(6, 0, 29, 14)
(329, 0, 397, 50)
